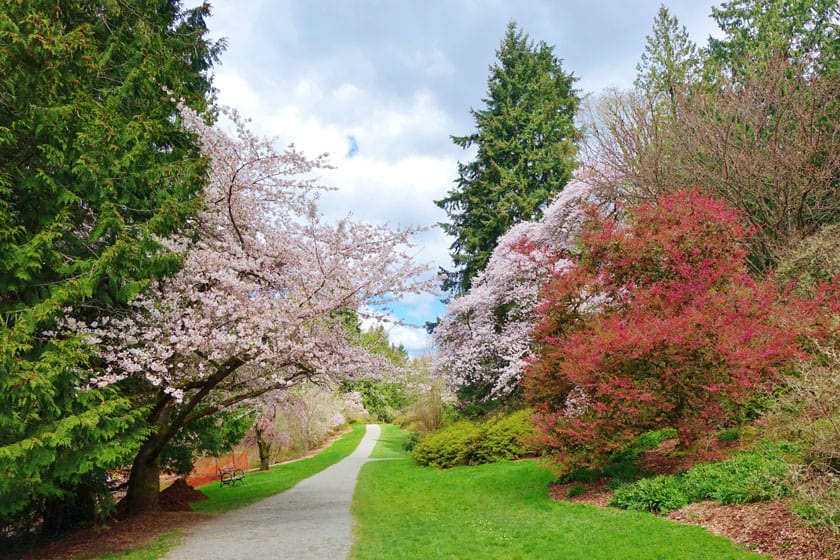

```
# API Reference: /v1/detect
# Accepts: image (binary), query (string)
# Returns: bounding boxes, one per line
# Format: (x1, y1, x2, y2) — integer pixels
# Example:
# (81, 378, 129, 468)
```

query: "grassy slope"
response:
(192, 423, 366, 513)
(351, 425, 766, 560)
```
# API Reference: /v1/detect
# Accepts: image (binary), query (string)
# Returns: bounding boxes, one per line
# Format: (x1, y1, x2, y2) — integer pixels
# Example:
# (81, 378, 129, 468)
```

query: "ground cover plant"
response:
(352, 425, 763, 559)
(609, 443, 791, 514)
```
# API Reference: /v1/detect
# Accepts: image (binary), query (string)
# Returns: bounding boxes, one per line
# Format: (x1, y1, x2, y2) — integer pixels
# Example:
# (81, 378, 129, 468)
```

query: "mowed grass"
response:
(192, 423, 365, 513)
(351, 425, 766, 560)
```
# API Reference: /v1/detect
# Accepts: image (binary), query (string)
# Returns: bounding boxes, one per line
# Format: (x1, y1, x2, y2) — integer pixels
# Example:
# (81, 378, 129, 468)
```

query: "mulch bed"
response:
(159, 478, 208, 512)
(548, 439, 839, 560)
(10, 479, 210, 560)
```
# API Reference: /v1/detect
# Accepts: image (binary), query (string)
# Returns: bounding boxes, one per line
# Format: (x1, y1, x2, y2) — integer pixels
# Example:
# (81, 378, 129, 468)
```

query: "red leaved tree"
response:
(524, 189, 812, 472)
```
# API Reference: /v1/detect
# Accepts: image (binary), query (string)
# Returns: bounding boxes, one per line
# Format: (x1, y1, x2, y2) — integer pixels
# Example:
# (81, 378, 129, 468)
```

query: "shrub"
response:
(472, 409, 538, 463)
(610, 475, 689, 513)
(412, 410, 539, 468)
(412, 421, 482, 468)
(610, 443, 791, 513)
(681, 445, 790, 504)
(766, 341, 840, 534)
(566, 484, 587, 498)
(526, 190, 811, 474)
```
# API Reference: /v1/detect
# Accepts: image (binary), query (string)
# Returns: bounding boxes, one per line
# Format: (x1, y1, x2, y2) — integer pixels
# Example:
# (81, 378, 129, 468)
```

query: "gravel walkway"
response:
(163, 424, 380, 560)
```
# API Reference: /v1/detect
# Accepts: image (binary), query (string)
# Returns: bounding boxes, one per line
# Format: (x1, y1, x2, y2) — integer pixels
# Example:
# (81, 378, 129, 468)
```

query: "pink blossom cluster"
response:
(433, 175, 594, 398)
(69, 105, 432, 411)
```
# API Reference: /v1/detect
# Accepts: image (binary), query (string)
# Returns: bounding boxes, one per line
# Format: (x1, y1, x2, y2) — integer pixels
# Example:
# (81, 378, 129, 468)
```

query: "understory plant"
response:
(411, 409, 538, 468)
(609, 443, 792, 513)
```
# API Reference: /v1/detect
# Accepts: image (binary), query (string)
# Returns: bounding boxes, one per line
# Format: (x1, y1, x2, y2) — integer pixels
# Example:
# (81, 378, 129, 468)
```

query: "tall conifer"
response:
(436, 22, 579, 295)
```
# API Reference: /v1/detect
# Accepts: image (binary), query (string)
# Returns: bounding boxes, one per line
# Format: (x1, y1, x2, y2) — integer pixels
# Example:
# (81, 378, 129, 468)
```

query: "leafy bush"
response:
(526, 190, 810, 474)
(610, 475, 689, 513)
(566, 484, 587, 498)
(609, 443, 791, 513)
(681, 445, 790, 505)
(411, 420, 482, 468)
(412, 410, 538, 468)
(472, 409, 538, 463)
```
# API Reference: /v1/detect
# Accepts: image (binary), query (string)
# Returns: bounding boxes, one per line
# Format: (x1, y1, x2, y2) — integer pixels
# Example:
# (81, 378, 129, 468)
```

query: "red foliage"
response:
(524, 189, 819, 472)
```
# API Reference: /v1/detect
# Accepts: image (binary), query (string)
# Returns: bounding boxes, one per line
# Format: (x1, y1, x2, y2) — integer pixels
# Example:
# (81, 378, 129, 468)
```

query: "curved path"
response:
(163, 424, 380, 560)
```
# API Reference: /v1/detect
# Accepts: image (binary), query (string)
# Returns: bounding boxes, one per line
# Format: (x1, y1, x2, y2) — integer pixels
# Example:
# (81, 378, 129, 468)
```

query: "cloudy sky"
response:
(203, 1, 723, 354)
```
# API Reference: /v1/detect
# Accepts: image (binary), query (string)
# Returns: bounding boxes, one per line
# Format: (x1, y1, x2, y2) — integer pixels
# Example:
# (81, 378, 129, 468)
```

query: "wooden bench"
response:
(218, 467, 245, 487)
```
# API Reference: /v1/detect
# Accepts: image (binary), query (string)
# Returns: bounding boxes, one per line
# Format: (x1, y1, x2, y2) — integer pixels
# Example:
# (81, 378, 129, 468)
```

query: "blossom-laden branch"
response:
(69, 103, 432, 415)
(433, 174, 595, 399)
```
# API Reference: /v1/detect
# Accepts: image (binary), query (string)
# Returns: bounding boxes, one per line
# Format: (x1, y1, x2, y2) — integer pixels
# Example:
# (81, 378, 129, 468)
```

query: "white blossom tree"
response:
(433, 174, 594, 403)
(71, 107, 431, 513)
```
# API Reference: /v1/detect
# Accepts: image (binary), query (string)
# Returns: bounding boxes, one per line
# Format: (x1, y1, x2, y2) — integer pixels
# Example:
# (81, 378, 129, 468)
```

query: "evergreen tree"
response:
(707, 0, 840, 77)
(0, 0, 219, 534)
(635, 5, 700, 112)
(436, 21, 579, 295)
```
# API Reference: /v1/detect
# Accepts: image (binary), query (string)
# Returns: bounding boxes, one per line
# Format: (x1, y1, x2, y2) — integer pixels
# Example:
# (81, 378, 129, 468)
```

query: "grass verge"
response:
(351, 425, 766, 560)
(193, 423, 366, 513)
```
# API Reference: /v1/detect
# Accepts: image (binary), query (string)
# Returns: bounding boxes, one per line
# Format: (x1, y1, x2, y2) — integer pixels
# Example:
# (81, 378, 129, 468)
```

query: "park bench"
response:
(218, 467, 245, 487)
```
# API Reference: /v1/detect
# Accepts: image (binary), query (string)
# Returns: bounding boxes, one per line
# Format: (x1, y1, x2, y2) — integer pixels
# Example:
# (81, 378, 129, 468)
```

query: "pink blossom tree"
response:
(433, 175, 594, 403)
(71, 107, 430, 513)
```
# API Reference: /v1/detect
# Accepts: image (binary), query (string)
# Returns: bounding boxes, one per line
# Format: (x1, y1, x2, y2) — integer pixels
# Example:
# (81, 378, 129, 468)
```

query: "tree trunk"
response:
(254, 425, 271, 470)
(257, 436, 271, 471)
(124, 397, 175, 515)
(123, 443, 162, 514)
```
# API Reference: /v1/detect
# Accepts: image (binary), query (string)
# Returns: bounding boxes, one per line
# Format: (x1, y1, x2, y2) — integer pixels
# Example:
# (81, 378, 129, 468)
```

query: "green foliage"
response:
(472, 409, 537, 464)
(342, 379, 410, 423)
(0, 0, 219, 530)
(609, 443, 791, 514)
(610, 475, 689, 513)
(411, 420, 482, 469)
(436, 21, 579, 294)
(411, 410, 537, 468)
(635, 5, 700, 108)
(353, 426, 764, 559)
(160, 409, 252, 476)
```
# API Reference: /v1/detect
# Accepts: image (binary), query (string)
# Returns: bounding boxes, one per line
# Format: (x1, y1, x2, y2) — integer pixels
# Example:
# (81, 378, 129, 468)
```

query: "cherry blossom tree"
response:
(433, 174, 594, 404)
(70, 107, 430, 513)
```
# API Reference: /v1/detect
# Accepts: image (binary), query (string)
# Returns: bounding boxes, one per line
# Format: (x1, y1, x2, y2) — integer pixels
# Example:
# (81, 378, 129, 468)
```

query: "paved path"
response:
(163, 424, 380, 560)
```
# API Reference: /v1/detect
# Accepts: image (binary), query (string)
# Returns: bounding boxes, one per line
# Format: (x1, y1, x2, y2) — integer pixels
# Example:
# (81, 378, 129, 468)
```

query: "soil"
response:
(549, 438, 840, 560)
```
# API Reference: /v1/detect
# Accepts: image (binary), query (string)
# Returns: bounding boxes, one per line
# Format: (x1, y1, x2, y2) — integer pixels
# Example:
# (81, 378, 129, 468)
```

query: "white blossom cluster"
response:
(433, 175, 595, 398)
(68, 105, 432, 409)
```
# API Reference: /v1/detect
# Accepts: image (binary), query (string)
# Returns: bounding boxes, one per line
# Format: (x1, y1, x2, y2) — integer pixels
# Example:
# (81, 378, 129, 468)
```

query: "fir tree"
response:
(436, 21, 579, 295)
(0, 0, 220, 534)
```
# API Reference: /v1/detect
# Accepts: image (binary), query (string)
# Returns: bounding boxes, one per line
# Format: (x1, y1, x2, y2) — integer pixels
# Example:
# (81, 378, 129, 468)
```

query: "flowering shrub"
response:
(525, 189, 816, 472)
(434, 176, 594, 401)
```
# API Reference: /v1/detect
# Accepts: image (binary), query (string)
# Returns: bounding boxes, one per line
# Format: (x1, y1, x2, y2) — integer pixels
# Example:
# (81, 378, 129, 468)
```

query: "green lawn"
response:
(193, 423, 366, 513)
(351, 425, 767, 560)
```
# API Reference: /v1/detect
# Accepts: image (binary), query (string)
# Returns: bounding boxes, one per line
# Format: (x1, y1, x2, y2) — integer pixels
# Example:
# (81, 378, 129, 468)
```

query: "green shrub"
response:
(411, 420, 482, 468)
(609, 443, 791, 514)
(411, 410, 538, 468)
(610, 475, 689, 513)
(472, 409, 538, 463)
(682, 446, 790, 504)
(566, 484, 587, 498)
